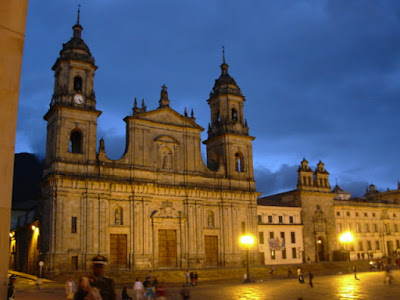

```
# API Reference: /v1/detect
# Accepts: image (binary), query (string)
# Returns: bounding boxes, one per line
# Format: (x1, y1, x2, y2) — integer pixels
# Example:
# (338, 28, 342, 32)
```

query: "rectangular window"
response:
(71, 217, 77, 233)
(367, 241, 372, 251)
(347, 212, 350, 216)
(282, 248, 287, 259)
(241, 222, 246, 234)
(356, 212, 359, 217)
(291, 232, 296, 244)
(374, 224, 378, 232)
(292, 247, 297, 259)
(257, 215, 262, 224)
(268, 216, 273, 223)
(395, 224, 399, 232)
(336, 211, 340, 216)
(397, 240, 400, 249)
(278, 216, 283, 223)
(364, 212, 368, 217)
(337, 223, 342, 233)
(289, 216, 294, 224)
(259, 232, 264, 244)
(280, 232, 285, 239)
(271, 250, 275, 260)
(372, 213, 376, 217)
(356, 223, 360, 233)
(269, 232, 274, 239)
(365, 224, 369, 232)
(376, 241, 380, 250)
(358, 241, 363, 251)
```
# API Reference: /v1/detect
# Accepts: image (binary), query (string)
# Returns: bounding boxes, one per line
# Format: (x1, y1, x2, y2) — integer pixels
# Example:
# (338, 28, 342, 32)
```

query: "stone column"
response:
(0, 0, 28, 295)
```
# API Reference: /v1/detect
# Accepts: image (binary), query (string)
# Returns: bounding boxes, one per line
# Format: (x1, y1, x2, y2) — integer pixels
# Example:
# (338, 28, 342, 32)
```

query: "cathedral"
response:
(40, 12, 259, 272)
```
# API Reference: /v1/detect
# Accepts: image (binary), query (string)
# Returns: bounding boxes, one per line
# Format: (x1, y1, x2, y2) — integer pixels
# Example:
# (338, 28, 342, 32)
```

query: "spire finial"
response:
(222, 46, 225, 64)
(77, 4, 81, 25)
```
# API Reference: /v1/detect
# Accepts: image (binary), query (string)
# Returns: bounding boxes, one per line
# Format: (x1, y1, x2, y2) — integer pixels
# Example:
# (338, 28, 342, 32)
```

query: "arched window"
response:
(235, 152, 244, 172)
(231, 108, 238, 122)
(207, 211, 215, 228)
(69, 130, 82, 153)
(115, 206, 123, 225)
(74, 76, 82, 91)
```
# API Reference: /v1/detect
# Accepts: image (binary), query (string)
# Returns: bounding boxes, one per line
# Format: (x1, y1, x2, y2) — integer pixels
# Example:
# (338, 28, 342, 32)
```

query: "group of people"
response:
(130, 272, 167, 300)
(64, 255, 116, 300)
(184, 270, 198, 287)
(296, 267, 313, 287)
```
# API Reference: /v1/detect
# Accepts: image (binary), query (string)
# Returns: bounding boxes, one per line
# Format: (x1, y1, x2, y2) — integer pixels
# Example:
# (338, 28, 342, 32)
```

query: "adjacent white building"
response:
(257, 202, 304, 265)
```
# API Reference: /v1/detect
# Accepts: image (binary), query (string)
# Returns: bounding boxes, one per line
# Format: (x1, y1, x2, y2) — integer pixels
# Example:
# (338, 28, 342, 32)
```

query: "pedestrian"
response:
(152, 277, 158, 292)
(269, 267, 275, 276)
(353, 264, 359, 280)
(74, 276, 102, 300)
(122, 286, 132, 300)
(288, 268, 293, 278)
(65, 277, 77, 299)
(133, 278, 145, 300)
(146, 271, 152, 282)
(180, 286, 191, 300)
(185, 270, 190, 286)
(144, 280, 155, 300)
(91, 255, 116, 300)
(384, 266, 393, 285)
(156, 282, 168, 300)
(194, 272, 198, 286)
(297, 267, 304, 283)
(7, 275, 16, 300)
(308, 271, 314, 288)
(190, 271, 195, 286)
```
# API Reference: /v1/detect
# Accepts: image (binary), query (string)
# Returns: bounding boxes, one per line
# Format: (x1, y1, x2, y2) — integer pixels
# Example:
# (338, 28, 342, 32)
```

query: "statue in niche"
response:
(207, 211, 215, 228)
(161, 150, 172, 169)
(115, 207, 122, 225)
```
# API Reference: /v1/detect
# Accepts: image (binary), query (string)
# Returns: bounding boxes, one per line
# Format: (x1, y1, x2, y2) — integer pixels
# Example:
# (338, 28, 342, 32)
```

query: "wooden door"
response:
(158, 229, 177, 268)
(204, 235, 218, 266)
(110, 234, 127, 268)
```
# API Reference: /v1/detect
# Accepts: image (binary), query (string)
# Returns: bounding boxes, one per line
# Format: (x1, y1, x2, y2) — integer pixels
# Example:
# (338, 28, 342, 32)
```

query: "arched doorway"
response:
(317, 237, 325, 261)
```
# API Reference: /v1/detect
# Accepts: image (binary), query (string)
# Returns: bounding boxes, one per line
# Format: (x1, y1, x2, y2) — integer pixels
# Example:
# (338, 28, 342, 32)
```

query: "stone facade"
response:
(261, 159, 400, 263)
(41, 14, 258, 273)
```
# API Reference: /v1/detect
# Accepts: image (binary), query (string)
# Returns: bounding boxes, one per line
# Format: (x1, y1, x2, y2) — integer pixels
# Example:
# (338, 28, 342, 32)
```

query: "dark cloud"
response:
(16, 1, 400, 198)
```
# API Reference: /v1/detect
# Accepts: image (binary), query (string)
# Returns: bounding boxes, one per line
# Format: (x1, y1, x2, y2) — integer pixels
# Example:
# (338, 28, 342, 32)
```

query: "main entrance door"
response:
(110, 234, 127, 268)
(317, 237, 325, 261)
(204, 235, 218, 266)
(158, 229, 177, 268)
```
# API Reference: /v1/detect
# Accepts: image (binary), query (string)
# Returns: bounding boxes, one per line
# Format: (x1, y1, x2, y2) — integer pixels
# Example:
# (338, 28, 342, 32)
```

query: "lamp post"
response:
(339, 231, 354, 271)
(240, 235, 254, 283)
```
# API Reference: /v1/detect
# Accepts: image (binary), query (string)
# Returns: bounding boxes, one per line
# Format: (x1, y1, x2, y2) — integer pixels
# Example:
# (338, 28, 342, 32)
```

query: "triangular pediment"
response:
(129, 107, 203, 130)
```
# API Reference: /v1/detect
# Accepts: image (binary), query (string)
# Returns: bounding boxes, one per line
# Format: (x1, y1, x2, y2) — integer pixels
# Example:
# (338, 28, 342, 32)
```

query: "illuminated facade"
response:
(40, 13, 258, 273)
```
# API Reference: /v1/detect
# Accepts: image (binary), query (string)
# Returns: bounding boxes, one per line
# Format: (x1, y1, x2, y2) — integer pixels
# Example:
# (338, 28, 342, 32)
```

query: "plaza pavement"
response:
(12, 269, 400, 300)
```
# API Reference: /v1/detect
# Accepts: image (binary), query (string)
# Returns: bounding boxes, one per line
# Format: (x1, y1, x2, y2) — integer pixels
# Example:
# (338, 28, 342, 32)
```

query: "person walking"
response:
(297, 267, 304, 283)
(133, 278, 145, 300)
(65, 277, 77, 299)
(91, 255, 116, 300)
(194, 272, 198, 286)
(74, 276, 102, 300)
(384, 266, 393, 285)
(269, 267, 275, 276)
(122, 286, 132, 300)
(180, 286, 191, 300)
(7, 275, 16, 300)
(353, 264, 359, 280)
(308, 271, 314, 288)
(185, 270, 190, 286)
(288, 268, 293, 278)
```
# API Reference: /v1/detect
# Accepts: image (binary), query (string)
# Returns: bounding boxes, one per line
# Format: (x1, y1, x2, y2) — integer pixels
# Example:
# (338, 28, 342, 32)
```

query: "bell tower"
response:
(44, 8, 101, 164)
(203, 49, 255, 182)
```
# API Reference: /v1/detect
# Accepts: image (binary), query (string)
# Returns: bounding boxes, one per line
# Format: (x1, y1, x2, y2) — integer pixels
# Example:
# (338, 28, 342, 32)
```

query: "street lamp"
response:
(240, 235, 255, 283)
(339, 231, 354, 271)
